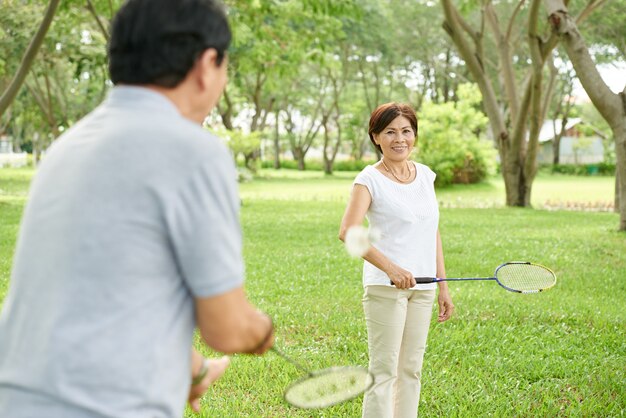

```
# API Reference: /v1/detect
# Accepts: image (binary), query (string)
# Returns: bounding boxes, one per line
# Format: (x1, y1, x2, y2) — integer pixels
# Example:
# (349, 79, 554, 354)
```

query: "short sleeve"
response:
(353, 167, 376, 200)
(418, 163, 436, 184)
(428, 167, 436, 183)
(164, 150, 244, 298)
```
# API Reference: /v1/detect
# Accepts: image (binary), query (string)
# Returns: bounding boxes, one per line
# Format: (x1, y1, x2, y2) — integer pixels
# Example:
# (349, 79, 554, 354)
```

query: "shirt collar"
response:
(105, 85, 181, 117)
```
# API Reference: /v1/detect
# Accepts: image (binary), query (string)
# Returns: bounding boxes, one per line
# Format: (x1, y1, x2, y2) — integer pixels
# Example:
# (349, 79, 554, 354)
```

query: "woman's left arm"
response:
(436, 229, 454, 322)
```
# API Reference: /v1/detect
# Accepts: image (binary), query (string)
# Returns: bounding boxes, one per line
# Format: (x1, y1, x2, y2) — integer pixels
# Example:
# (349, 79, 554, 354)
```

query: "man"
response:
(0, 0, 274, 416)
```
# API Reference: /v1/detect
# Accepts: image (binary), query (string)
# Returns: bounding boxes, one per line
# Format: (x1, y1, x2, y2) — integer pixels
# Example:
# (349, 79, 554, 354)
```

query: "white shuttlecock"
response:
(344, 226, 380, 258)
(368, 227, 381, 243)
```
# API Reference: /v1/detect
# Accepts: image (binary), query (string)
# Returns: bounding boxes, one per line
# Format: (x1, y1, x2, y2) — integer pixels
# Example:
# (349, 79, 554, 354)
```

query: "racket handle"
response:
(389, 277, 437, 286)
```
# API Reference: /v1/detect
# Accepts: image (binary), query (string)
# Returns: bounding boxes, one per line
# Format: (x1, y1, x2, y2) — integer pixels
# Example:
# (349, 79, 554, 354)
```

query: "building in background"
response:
(537, 118, 606, 164)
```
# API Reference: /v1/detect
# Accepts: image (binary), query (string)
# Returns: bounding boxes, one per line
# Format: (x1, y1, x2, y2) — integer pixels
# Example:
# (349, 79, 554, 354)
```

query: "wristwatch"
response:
(191, 357, 210, 386)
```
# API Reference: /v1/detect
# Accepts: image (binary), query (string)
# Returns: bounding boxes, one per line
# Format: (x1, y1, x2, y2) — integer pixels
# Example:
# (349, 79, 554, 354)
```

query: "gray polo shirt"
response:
(0, 86, 244, 417)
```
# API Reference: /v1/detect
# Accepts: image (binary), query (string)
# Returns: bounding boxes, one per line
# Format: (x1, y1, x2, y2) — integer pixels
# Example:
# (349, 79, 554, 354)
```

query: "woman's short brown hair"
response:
(368, 102, 418, 154)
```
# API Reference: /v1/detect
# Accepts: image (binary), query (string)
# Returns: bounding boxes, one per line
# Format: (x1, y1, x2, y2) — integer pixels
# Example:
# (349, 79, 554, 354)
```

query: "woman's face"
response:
(373, 116, 416, 160)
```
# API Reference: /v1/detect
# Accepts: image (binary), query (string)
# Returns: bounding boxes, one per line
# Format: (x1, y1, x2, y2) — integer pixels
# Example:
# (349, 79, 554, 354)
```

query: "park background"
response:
(1, 0, 625, 416)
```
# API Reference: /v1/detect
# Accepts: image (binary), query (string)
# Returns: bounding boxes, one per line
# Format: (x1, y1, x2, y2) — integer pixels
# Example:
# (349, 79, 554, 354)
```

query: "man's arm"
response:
(195, 286, 274, 354)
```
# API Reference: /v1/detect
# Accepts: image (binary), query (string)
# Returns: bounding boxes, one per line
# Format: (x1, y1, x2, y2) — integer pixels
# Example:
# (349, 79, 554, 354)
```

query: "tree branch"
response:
(0, 0, 61, 117)
(575, 0, 608, 24)
(545, 0, 621, 124)
(86, 0, 110, 41)
(505, 0, 527, 42)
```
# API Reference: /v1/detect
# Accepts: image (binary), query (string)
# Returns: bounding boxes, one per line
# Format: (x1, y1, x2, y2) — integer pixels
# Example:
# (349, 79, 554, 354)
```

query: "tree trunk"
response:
(616, 170, 621, 214)
(321, 116, 342, 176)
(441, 0, 517, 205)
(244, 150, 260, 173)
(552, 136, 561, 165)
(273, 111, 281, 169)
(323, 156, 333, 175)
(523, 0, 547, 206)
(552, 116, 568, 165)
(321, 116, 333, 175)
(293, 148, 305, 171)
(0, 0, 61, 117)
(218, 89, 234, 130)
(614, 124, 626, 229)
(545, 0, 626, 230)
(32, 133, 41, 167)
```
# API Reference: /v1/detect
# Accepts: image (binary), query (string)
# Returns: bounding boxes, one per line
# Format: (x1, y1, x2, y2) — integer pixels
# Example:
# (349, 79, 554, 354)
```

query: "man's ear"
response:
(196, 48, 220, 88)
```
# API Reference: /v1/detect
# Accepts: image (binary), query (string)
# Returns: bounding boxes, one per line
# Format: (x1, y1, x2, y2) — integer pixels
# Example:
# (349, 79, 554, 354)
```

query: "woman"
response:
(339, 102, 454, 418)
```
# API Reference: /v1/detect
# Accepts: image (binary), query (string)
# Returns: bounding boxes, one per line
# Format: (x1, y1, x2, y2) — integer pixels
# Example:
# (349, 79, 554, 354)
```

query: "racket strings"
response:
(496, 263, 556, 292)
(284, 366, 373, 409)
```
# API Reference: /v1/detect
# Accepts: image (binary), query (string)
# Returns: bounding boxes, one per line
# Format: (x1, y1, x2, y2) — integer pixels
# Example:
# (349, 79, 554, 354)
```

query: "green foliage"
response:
(0, 0, 110, 151)
(540, 162, 616, 176)
(331, 159, 377, 172)
(260, 158, 377, 172)
(261, 159, 323, 171)
(417, 84, 497, 186)
(574, 0, 626, 60)
(217, 128, 263, 159)
(2, 0, 624, 178)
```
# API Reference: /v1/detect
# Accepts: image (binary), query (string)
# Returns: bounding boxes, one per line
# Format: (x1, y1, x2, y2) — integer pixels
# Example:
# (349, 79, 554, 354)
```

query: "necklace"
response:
(381, 158, 413, 183)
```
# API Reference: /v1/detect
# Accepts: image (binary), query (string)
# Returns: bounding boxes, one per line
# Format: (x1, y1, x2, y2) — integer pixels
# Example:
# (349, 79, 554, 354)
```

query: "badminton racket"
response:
(390, 261, 556, 294)
(271, 347, 374, 409)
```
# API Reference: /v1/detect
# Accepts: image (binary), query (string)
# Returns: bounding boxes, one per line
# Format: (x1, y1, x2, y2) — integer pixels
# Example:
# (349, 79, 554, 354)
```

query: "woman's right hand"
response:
(386, 264, 416, 289)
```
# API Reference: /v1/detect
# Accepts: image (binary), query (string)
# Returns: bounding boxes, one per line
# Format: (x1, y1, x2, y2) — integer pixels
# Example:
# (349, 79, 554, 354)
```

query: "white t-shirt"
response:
(354, 162, 439, 290)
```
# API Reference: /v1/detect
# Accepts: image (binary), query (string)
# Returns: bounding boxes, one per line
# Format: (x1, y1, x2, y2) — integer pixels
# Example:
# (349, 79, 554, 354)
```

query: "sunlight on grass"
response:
(242, 169, 615, 210)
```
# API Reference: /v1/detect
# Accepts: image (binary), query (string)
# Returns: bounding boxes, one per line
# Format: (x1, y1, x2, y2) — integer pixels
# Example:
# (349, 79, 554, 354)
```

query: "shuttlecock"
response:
(344, 226, 380, 258)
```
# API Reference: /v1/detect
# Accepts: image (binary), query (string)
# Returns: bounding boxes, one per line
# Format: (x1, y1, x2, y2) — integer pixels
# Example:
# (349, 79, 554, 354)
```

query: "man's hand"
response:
(188, 356, 230, 413)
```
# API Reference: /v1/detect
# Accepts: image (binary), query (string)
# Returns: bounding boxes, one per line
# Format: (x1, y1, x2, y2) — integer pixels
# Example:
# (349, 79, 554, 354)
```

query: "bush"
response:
(260, 158, 377, 172)
(332, 159, 377, 171)
(539, 163, 616, 176)
(417, 84, 497, 187)
(596, 162, 616, 175)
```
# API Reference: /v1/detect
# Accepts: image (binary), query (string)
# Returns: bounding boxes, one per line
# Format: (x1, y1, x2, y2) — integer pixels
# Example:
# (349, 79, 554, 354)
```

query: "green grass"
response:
(241, 169, 616, 209)
(1, 167, 624, 417)
(0, 167, 31, 301)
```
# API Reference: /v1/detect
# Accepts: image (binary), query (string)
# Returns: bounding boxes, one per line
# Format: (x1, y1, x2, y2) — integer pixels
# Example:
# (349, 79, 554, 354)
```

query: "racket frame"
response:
(283, 365, 374, 409)
(395, 261, 556, 294)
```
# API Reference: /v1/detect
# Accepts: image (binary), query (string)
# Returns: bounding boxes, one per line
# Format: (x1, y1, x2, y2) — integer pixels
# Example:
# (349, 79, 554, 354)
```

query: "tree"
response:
(440, 0, 564, 206)
(283, 97, 324, 171)
(0, 0, 61, 117)
(0, 0, 120, 158)
(1, 1, 111, 162)
(223, 0, 362, 170)
(545, 0, 626, 230)
(549, 63, 576, 166)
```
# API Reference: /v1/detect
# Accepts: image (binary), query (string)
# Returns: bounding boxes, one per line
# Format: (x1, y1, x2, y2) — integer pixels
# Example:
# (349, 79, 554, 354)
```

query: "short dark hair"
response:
(108, 0, 231, 87)
(368, 103, 418, 154)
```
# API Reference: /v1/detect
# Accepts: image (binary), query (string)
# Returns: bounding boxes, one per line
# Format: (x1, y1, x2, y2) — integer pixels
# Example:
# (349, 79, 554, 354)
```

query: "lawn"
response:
(1, 167, 624, 417)
(241, 168, 615, 210)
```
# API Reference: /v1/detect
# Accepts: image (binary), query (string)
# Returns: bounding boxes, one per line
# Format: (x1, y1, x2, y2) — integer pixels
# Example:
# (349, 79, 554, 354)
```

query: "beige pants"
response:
(362, 285, 436, 418)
